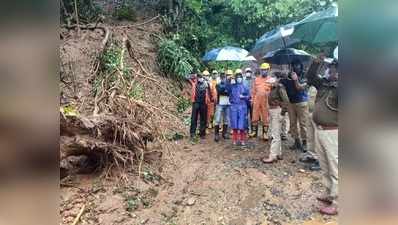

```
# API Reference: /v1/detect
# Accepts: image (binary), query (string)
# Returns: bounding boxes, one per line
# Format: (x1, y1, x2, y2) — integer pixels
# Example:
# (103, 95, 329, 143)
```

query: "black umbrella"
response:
(262, 48, 313, 65)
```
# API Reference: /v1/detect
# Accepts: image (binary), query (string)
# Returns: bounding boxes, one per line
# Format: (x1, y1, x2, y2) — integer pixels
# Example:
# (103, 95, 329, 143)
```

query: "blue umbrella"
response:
(202, 46, 249, 62)
(262, 48, 313, 65)
(251, 23, 300, 59)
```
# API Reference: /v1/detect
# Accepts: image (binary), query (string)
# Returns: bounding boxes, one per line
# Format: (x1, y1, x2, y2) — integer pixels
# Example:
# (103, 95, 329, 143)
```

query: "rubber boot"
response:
(214, 125, 220, 142)
(222, 125, 230, 139)
(249, 124, 258, 138)
(262, 126, 269, 141)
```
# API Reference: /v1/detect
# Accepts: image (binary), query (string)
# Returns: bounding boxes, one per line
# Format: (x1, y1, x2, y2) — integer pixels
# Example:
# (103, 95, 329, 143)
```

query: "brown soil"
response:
(60, 136, 337, 225)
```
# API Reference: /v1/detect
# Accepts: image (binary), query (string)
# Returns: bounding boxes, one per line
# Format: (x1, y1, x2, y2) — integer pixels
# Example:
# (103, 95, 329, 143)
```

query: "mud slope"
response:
(60, 136, 337, 225)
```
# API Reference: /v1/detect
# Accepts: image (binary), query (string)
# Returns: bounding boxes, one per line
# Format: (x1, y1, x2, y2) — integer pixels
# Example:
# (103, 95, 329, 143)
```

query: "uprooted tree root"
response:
(60, 20, 186, 181)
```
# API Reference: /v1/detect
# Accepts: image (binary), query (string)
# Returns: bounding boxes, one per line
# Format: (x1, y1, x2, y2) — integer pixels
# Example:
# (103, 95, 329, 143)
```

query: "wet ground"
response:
(60, 135, 337, 225)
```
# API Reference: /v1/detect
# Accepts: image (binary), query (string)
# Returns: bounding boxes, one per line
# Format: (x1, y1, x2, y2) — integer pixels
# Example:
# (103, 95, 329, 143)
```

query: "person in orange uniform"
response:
(250, 63, 273, 140)
(206, 70, 218, 129)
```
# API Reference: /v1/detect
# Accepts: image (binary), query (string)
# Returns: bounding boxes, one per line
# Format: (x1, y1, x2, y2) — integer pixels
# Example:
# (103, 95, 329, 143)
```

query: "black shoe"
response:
(299, 156, 317, 164)
(214, 125, 220, 142)
(309, 161, 321, 171)
(214, 134, 220, 142)
(222, 125, 230, 139)
(302, 140, 308, 152)
(290, 138, 301, 150)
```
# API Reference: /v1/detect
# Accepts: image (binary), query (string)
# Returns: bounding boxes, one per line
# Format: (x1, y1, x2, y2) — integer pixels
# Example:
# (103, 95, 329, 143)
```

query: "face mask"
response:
(198, 78, 204, 83)
(261, 71, 268, 77)
(230, 79, 236, 84)
(237, 77, 243, 83)
(216, 77, 221, 84)
(245, 73, 251, 78)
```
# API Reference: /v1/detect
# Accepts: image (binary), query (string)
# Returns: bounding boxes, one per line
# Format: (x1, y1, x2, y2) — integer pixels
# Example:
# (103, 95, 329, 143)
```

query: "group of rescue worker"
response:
(188, 54, 338, 215)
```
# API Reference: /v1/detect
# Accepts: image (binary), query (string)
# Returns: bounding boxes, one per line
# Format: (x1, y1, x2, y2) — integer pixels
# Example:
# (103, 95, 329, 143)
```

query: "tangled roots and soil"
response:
(60, 20, 186, 180)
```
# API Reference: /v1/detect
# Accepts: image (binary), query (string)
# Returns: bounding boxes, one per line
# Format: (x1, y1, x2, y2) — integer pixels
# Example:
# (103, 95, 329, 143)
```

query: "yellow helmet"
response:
(202, 70, 210, 76)
(211, 70, 218, 74)
(260, 63, 271, 70)
(225, 69, 233, 76)
(235, 68, 243, 74)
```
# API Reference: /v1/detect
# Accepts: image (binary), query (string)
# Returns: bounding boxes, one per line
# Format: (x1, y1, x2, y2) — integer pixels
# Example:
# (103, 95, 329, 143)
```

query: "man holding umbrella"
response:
(280, 61, 310, 152)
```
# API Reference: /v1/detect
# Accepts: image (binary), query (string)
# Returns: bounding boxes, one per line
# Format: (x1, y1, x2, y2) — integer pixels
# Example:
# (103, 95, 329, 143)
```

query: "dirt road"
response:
(61, 136, 337, 225)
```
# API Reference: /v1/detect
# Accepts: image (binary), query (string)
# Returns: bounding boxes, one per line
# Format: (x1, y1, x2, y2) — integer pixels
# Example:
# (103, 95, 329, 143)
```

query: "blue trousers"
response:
(214, 104, 230, 126)
(229, 104, 248, 130)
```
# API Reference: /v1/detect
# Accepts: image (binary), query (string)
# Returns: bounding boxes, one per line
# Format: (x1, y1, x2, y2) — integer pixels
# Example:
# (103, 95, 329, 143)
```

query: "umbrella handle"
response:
(282, 36, 287, 48)
(281, 36, 292, 73)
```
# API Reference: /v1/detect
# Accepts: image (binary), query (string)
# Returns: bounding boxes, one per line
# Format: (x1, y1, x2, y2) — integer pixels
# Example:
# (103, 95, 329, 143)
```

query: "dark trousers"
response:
(190, 102, 208, 137)
(246, 102, 252, 131)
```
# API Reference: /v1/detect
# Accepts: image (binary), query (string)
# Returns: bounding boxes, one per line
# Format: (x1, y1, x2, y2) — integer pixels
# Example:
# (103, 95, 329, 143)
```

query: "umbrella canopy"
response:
(251, 23, 300, 59)
(333, 46, 338, 59)
(242, 55, 257, 61)
(262, 48, 313, 65)
(291, 4, 338, 44)
(202, 46, 249, 62)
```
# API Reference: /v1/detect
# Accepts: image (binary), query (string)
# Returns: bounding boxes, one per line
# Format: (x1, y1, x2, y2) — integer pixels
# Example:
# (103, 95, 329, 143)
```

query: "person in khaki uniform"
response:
(306, 57, 338, 215)
(280, 62, 310, 152)
(262, 77, 286, 163)
(280, 104, 289, 140)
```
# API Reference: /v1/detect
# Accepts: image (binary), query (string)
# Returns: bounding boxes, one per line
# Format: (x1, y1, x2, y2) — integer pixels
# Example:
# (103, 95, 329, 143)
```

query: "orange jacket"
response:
(190, 79, 212, 104)
(209, 80, 218, 103)
(251, 76, 273, 102)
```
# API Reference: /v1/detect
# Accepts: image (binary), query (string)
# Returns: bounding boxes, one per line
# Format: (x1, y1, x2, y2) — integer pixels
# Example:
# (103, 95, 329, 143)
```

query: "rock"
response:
(173, 199, 183, 205)
(186, 197, 196, 206)
(299, 169, 306, 173)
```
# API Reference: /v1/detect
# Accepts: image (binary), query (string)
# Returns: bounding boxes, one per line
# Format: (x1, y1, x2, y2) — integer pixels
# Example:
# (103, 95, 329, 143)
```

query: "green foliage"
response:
(100, 43, 123, 74)
(126, 196, 140, 212)
(128, 83, 144, 100)
(158, 38, 200, 80)
(113, 2, 137, 21)
(176, 97, 191, 113)
(207, 61, 247, 74)
(93, 43, 132, 95)
(161, 0, 337, 64)
(61, 0, 103, 23)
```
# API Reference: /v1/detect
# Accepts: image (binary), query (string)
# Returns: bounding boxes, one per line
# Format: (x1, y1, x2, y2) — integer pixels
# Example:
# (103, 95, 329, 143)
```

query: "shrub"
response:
(113, 2, 137, 21)
(176, 97, 191, 113)
(100, 43, 123, 74)
(157, 38, 200, 81)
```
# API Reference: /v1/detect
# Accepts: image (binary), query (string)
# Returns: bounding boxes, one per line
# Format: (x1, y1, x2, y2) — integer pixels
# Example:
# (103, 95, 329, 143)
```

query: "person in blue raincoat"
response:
(228, 72, 250, 146)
